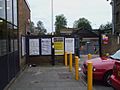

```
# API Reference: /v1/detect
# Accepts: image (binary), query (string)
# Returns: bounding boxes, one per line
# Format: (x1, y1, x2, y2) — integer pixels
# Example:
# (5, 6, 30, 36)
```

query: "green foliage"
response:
(73, 17, 92, 30)
(99, 22, 112, 34)
(29, 21, 35, 33)
(37, 21, 44, 30)
(37, 20, 47, 35)
(55, 14, 67, 35)
(99, 22, 112, 30)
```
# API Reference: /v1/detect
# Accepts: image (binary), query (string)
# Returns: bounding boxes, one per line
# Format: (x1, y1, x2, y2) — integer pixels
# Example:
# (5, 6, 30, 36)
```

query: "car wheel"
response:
(103, 71, 112, 86)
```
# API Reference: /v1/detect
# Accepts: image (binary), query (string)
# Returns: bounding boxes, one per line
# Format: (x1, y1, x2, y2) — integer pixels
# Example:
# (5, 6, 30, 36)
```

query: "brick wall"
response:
(18, 0, 30, 69)
(114, 0, 120, 33)
(102, 35, 120, 55)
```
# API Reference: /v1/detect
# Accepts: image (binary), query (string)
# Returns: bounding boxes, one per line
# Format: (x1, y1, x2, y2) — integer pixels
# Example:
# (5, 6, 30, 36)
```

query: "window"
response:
(0, 19, 7, 56)
(0, 0, 5, 19)
(7, 23, 14, 52)
(13, 0, 17, 26)
(13, 26, 18, 51)
(7, 0, 13, 23)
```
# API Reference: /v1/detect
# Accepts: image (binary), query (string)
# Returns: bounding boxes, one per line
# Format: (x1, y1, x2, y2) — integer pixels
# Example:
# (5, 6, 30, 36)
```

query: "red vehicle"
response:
(110, 61, 120, 90)
(82, 49, 120, 86)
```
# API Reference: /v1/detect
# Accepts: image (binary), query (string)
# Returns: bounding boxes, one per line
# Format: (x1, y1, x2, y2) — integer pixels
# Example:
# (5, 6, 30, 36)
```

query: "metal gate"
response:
(0, 51, 20, 90)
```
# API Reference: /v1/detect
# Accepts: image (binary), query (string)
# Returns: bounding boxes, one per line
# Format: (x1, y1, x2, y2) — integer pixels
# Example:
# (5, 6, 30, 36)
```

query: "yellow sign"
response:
(53, 37, 64, 55)
(54, 42, 64, 50)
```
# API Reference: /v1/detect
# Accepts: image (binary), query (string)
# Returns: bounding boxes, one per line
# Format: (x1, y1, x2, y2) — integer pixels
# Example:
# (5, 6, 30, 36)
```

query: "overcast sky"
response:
(28, 0, 112, 33)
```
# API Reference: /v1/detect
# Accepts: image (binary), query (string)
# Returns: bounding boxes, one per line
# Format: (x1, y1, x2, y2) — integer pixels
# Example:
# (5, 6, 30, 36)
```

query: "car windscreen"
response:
(110, 50, 120, 60)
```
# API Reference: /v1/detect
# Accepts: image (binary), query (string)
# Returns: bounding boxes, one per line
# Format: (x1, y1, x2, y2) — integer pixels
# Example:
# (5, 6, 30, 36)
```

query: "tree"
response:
(99, 22, 112, 30)
(99, 22, 112, 34)
(73, 18, 92, 30)
(55, 14, 67, 35)
(36, 20, 47, 35)
(30, 21, 35, 33)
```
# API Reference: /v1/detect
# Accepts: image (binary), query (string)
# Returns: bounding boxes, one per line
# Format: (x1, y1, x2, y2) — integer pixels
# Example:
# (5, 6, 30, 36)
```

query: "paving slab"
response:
(8, 65, 89, 90)
(7, 55, 99, 90)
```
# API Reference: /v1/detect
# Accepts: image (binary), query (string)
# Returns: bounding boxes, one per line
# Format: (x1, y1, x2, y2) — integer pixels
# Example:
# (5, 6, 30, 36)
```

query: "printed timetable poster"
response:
(41, 38, 51, 55)
(53, 37, 64, 55)
(65, 38, 75, 54)
(29, 39, 39, 55)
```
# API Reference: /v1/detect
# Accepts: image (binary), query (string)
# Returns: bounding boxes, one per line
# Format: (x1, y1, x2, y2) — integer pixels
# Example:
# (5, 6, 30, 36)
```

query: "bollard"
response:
(65, 52, 68, 66)
(69, 52, 72, 72)
(75, 56, 79, 80)
(88, 54, 92, 60)
(106, 53, 109, 57)
(87, 62, 93, 90)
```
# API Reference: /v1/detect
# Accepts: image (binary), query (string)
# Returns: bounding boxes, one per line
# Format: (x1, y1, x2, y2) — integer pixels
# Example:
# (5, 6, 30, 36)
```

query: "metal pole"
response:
(52, 43, 55, 66)
(111, 0, 115, 35)
(51, 0, 54, 35)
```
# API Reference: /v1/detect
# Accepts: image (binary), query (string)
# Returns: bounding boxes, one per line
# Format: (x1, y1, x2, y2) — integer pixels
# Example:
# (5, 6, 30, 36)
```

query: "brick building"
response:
(114, 0, 120, 34)
(101, 0, 120, 55)
(18, 0, 30, 70)
(0, 0, 19, 89)
(0, 0, 30, 89)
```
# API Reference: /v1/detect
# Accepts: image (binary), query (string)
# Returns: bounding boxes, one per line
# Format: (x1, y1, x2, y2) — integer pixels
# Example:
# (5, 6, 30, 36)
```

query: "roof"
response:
(24, 0, 31, 11)
(73, 28, 99, 38)
(60, 28, 77, 35)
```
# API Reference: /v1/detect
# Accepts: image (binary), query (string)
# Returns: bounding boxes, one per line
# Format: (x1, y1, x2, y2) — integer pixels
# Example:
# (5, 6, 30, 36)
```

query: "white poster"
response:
(22, 37, 26, 56)
(41, 38, 51, 55)
(29, 39, 39, 55)
(65, 38, 75, 54)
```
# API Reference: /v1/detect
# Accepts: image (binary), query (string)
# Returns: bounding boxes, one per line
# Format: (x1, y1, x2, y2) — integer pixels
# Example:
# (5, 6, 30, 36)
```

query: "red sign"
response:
(102, 35, 108, 44)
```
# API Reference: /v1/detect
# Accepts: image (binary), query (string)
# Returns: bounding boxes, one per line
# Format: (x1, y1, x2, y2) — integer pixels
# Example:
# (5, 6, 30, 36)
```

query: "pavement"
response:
(79, 55, 99, 61)
(7, 55, 99, 90)
(79, 55, 99, 68)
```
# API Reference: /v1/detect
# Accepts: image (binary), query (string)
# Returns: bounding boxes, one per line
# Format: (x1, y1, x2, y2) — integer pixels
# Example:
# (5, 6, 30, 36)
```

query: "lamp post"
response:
(51, 0, 54, 35)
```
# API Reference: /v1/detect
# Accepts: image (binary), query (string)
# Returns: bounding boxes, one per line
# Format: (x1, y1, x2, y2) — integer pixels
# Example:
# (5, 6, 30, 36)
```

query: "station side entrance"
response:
(23, 35, 79, 65)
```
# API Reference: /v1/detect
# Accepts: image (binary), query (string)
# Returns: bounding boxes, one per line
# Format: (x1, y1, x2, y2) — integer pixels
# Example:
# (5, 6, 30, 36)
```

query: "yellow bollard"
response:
(88, 54, 92, 60)
(75, 56, 79, 80)
(69, 52, 72, 72)
(106, 53, 109, 57)
(65, 52, 68, 66)
(87, 62, 93, 90)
